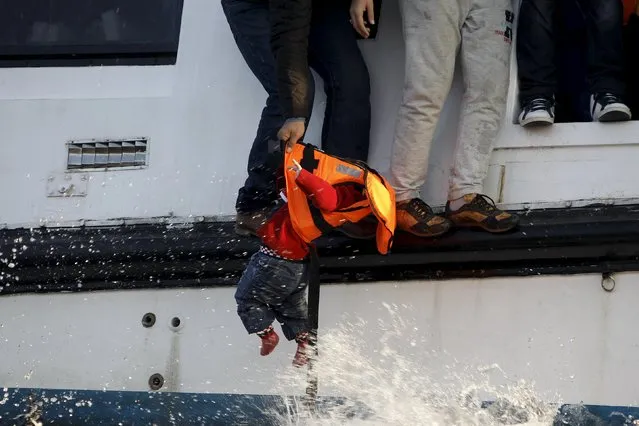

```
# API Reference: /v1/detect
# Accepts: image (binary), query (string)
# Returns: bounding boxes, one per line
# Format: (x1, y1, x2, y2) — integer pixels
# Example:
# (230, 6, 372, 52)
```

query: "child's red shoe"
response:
(257, 325, 279, 356)
(292, 331, 309, 367)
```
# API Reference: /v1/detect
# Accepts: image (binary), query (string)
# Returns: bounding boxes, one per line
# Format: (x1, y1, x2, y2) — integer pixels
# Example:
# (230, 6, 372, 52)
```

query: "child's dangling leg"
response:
(235, 252, 282, 356)
(235, 250, 308, 358)
(273, 265, 312, 367)
(292, 331, 310, 367)
(256, 325, 280, 356)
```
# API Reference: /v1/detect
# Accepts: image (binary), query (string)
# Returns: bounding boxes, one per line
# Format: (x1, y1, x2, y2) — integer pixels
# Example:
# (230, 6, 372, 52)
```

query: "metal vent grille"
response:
(67, 138, 148, 170)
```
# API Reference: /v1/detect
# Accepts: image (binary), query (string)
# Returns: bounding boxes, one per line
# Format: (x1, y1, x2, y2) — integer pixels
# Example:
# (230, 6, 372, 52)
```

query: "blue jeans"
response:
(235, 251, 309, 341)
(517, 0, 626, 108)
(221, 0, 371, 214)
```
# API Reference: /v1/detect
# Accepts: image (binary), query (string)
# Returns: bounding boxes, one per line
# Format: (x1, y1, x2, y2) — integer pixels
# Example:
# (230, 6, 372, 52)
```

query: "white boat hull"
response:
(2, 272, 638, 423)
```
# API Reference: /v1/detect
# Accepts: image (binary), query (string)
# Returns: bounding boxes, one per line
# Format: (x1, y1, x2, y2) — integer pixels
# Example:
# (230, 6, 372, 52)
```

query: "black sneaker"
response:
(445, 194, 519, 233)
(396, 198, 452, 238)
(235, 207, 271, 236)
(590, 93, 631, 122)
(518, 97, 555, 127)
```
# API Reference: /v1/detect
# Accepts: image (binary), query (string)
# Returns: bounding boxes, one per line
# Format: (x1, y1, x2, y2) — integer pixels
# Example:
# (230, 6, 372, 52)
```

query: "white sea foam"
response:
(271, 303, 559, 425)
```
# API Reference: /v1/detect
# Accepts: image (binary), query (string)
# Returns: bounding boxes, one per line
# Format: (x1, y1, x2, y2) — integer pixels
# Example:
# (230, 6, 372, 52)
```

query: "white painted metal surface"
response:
(1, 272, 638, 407)
(0, 0, 637, 228)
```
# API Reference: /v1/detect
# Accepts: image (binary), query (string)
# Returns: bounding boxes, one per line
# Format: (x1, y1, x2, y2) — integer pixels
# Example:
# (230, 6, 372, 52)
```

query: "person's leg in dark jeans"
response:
(624, 11, 639, 118)
(223, 0, 371, 236)
(555, 0, 590, 123)
(582, 0, 631, 121)
(306, 3, 373, 239)
(309, 4, 371, 162)
(517, 0, 557, 127)
(221, 0, 312, 235)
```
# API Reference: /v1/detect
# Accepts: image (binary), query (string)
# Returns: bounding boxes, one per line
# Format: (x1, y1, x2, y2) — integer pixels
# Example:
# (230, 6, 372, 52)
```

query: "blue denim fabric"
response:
(235, 251, 309, 340)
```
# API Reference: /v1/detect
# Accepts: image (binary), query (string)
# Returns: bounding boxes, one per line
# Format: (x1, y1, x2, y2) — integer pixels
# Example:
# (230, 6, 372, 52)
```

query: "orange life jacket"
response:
(284, 142, 396, 255)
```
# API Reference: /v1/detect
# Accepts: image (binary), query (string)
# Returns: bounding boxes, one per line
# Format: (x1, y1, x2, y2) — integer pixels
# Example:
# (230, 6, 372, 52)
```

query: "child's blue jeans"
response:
(235, 250, 309, 341)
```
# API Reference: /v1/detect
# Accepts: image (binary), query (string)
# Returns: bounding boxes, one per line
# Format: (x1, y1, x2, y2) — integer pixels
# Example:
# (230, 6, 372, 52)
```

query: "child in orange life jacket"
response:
(234, 158, 367, 367)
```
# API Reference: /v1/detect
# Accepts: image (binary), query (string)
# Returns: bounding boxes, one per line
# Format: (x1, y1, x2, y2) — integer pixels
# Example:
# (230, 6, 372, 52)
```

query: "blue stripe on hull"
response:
(1, 388, 638, 425)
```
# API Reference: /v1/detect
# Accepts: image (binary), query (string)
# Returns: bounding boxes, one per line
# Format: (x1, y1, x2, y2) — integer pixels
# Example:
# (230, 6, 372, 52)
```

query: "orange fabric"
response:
(283, 143, 396, 255)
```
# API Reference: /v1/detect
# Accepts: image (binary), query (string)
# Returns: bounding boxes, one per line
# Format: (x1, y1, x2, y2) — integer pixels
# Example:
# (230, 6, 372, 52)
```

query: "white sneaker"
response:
(590, 93, 631, 122)
(518, 97, 555, 127)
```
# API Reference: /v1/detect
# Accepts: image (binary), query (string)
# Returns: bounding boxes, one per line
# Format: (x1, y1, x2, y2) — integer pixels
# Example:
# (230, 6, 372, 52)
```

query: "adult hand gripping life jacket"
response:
(284, 142, 396, 255)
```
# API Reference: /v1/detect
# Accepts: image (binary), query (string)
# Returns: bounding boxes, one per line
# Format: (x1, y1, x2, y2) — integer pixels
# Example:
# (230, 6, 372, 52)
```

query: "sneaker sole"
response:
(398, 226, 452, 238)
(452, 221, 519, 234)
(520, 117, 554, 127)
(597, 110, 632, 122)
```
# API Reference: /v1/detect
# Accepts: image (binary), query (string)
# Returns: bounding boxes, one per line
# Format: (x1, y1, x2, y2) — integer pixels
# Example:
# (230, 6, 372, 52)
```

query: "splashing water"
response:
(271, 303, 560, 426)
